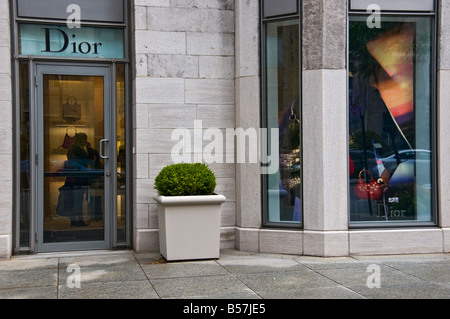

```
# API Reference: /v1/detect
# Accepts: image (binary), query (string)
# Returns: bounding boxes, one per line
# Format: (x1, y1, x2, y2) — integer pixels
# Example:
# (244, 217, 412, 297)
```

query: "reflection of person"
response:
(365, 75, 410, 190)
(278, 96, 301, 222)
(64, 133, 97, 227)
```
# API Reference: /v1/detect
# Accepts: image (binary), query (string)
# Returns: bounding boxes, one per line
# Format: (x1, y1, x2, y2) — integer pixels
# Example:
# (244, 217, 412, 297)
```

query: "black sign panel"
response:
(17, 0, 125, 23)
(350, 0, 435, 12)
(263, 0, 298, 18)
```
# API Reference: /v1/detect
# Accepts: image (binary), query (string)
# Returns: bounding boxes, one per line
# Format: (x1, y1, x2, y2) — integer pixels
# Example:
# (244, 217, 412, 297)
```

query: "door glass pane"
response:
(43, 74, 105, 243)
(19, 62, 30, 247)
(349, 15, 434, 224)
(116, 64, 126, 243)
(265, 18, 301, 225)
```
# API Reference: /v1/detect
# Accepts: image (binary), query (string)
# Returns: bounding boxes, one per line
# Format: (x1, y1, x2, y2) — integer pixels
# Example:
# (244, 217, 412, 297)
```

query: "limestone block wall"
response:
(0, 0, 12, 259)
(302, 0, 349, 256)
(438, 0, 450, 252)
(132, 0, 237, 252)
(234, 0, 262, 252)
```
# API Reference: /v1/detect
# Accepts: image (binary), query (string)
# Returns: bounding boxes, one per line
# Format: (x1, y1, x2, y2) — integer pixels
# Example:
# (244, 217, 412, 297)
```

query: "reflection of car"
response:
(380, 149, 431, 172)
(379, 149, 431, 185)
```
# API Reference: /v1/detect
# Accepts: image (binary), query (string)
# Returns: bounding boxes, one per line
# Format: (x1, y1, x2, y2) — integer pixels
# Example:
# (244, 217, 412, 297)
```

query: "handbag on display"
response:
(354, 169, 382, 200)
(62, 96, 82, 122)
(280, 96, 301, 191)
(282, 97, 300, 151)
(62, 127, 77, 149)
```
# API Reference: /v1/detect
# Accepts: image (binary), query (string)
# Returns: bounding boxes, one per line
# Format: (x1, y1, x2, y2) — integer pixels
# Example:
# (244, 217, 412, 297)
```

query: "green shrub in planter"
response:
(154, 163, 216, 196)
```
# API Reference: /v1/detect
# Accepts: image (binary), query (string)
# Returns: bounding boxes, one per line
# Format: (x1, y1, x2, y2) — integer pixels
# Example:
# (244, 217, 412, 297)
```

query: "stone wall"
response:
(132, 0, 237, 252)
(0, 0, 12, 259)
(302, 0, 349, 256)
(438, 0, 450, 252)
(234, 0, 262, 252)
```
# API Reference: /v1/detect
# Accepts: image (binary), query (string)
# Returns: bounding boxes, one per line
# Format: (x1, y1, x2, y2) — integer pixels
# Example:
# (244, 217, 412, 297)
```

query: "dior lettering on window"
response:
(390, 210, 407, 218)
(42, 28, 103, 55)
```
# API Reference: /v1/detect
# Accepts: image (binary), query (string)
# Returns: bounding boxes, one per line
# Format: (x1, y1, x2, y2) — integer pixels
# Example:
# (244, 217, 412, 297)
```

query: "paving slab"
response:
(134, 252, 165, 265)
(313, 264, 426, 287)
(58, 253, 148, 284)
(349, 282, 450, 299)
(150, 275, 259, 299)
(256, 286, 366, 299)
(0, 286, 57, 299)
(217, 255, 305, 274)
(236, 269, 341, 295)
(383, 261, 450, 286)
(353, 253, 450, 262)
(58, 280, 159, 299)
(295, 256, 359, 265)
(0, 268, 58, 289)
(0, 256, 58, 270)
(58, 251, 137, 267)
(141, 260, 229, 279)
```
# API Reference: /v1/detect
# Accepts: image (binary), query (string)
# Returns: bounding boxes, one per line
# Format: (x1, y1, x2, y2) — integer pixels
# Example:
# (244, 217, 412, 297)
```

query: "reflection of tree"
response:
(350, 21, 429, 79)
(349, 131, 384, 152)
(349, 22, 385, 80)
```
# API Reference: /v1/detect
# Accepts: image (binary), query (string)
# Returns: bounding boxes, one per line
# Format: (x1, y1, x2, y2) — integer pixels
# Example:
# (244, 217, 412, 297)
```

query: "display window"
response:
(262, 0, 301, 227)
(348, 13, 436, 225)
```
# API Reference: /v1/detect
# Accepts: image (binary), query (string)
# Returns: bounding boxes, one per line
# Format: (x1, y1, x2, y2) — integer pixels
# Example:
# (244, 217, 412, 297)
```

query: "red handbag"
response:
(354, 170, 382, 200)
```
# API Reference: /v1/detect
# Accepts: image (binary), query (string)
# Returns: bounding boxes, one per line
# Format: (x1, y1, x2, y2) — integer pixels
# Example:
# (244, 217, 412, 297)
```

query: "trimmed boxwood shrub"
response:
(154, 163, 217, 196)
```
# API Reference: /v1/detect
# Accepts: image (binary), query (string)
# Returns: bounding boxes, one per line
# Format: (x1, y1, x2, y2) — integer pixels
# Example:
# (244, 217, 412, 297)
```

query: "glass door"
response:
(35, 64, 112, 252)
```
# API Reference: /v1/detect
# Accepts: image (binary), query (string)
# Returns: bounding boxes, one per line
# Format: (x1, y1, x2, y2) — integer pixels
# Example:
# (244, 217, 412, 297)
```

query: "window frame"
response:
(347, 4, 439, 228)
(260, 0, 303, 228)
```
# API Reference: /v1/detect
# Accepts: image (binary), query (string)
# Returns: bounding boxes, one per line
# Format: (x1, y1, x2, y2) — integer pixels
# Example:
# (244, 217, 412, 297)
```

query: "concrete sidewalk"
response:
(0, 249, 449, 299)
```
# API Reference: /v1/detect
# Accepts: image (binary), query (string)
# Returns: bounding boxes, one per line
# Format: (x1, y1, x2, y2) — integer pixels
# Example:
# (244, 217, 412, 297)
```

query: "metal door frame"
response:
(34, 63, 114, 253)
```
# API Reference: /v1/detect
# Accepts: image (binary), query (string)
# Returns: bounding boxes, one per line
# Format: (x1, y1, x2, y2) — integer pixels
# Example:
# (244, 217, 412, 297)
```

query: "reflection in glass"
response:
(265, 19, 301, 224)
(43, 74, 105, 242)
(116, 64, 127, 244)
(349, 16, 433, 223)
(19, 62, 30, 247)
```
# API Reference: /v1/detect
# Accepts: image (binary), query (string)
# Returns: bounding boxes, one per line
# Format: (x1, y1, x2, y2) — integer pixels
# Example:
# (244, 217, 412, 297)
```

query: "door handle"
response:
(99, 139, 109, 159)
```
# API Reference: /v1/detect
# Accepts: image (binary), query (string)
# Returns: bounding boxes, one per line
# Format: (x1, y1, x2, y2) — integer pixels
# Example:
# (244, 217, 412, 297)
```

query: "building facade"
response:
(0, 0, 449, 259)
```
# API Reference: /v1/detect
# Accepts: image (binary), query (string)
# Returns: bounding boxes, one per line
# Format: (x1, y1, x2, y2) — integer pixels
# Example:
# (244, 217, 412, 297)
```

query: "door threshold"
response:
(14, 249, 132, 260)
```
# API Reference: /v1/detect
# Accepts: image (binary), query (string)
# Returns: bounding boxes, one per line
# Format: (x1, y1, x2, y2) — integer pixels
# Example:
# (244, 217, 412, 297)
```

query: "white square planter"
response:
(153, 194, 226, 261)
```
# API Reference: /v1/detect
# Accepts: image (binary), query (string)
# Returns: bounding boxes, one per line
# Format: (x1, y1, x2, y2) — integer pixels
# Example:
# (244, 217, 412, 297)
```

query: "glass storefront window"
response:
(263, 18, 301, 226)
(42, 73, 106, 243)
(116, 64, 127, 244)
(19, 62, 30, 247)
(348, 15, 435, 224)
